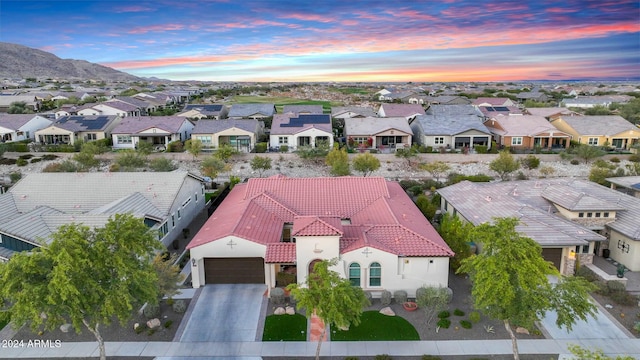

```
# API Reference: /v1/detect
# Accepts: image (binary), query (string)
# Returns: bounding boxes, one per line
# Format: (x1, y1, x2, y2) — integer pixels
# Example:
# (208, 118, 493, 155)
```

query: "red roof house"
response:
(187, 176, 453, 296)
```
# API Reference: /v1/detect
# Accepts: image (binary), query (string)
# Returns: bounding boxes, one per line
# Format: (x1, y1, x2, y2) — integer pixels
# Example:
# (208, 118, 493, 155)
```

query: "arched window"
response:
(348, 263, 361, 287)
(369, 262, 381, 287)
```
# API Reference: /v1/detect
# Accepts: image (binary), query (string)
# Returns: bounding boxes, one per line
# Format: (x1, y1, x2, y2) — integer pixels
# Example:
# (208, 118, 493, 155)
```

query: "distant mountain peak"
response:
(0, 42, 141, 81)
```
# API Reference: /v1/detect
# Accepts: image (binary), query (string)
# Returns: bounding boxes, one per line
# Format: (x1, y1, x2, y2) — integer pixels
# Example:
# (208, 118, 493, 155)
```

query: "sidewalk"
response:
(1, 338, 638, 358)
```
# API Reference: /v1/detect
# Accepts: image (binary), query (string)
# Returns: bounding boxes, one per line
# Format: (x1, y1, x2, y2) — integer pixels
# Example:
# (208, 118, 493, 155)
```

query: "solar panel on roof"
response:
(281, 114, 330, 127)
(632, 183, 640, 190)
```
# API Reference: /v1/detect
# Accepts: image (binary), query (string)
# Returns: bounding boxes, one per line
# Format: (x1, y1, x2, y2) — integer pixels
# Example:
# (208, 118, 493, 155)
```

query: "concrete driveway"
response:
(179, 284, 266, 342)
(539, 304, 631, 340)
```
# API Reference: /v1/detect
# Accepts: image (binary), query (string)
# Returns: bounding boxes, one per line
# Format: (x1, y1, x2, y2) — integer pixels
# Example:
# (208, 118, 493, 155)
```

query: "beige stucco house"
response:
(550, 115, 640, 149)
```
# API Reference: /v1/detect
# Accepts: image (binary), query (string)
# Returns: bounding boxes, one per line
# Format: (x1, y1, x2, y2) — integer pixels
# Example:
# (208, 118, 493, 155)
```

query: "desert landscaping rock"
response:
(146, 318, 161, 329)
(59, 323, 72, 333)
(274, 306, 285, 315)
(379, 306, 395, 316)
(285, 306, 295, 315)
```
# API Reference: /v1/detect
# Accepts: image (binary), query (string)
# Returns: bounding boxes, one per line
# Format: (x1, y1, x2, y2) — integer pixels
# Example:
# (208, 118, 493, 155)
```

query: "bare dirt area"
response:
(10, 299, 188, 343)
(590, 291, 639, 337)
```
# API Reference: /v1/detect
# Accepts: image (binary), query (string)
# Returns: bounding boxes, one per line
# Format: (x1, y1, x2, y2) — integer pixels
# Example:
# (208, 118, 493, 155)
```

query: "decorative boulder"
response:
(394, 290, 408, 304)
(274, 307, 285, 315)
(379, 307, 395, 316)
(285, 306, 295, 315)
(59, 324, 72, 333)
(133, 323, 140, 331)
(515, 327, 529, 335)
(147, 318, 161, 330)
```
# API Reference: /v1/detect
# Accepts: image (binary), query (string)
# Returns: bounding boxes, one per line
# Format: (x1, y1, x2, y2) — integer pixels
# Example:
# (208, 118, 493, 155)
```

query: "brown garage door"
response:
(204, 257, 265, 284)
(541, 248, 562, 270)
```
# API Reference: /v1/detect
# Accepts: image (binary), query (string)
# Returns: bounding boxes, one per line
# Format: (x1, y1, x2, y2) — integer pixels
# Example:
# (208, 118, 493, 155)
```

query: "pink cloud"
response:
(113, 6, 154, 13)
(278, 13, 334, 23)
(128, 24, 185, 34)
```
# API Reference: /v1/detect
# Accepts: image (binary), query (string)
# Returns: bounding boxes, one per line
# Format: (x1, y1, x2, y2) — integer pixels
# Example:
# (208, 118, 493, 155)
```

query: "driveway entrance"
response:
(180, 284, 266, 342)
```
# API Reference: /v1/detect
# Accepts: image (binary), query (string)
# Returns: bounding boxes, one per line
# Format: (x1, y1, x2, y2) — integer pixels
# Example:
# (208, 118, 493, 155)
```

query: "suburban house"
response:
(409, 105, 489, 150)
(477, 105, 523, 118)
(177, 104, 229, 120)
(191, 119, 263, 152)
(111, 116, 194, 150)
(561, 95, 634, 109)
(228, 104, 276, 120)
(107, 97, 156, 115)
(34, 115, 122, 145)
(484, 115, 571, 149)
(0, 114, 52, 143)
(0, 171, 206, 262)
(524, 107, 579, 121)
(607, 175, 640, 198)
(410, 114, 491, 151)
(0, 95, 40, 113)
(331, 106, 378, 120)
(517, 91, 550, 103)
(282, 105, 324, 115)
(269, 113, 333, 151)
(377, 103, 425, 122)
(187, 176, 454, 296)
(344, 117, 413, 151)
(549, 115, 640, 149)
(438, 179, 617, 275)
(77, 101, 141, 118)
(423, 96, 472, 106)
(472, 97, 518, 108)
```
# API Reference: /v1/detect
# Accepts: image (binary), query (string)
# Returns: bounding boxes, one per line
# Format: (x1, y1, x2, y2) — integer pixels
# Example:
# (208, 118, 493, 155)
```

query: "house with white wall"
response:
(0, 171, 205, 262)
(0, 114, 52, 142)
(269, 113, 333, 151)
(111, 116, 194, 150)
(187, 176, 453, 297)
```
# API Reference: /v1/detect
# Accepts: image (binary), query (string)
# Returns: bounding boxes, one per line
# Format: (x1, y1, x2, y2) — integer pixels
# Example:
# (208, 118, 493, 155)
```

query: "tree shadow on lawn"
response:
(331, 311, 419, 341)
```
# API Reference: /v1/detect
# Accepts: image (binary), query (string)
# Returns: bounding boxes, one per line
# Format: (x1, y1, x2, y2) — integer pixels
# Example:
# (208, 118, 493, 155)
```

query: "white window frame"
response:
(434, 137, 444, 145)
(117, 135, 132, 144)
(278, 136, 288, 145)
(511, 137, 523, 146)
(588, 137, 599, 145)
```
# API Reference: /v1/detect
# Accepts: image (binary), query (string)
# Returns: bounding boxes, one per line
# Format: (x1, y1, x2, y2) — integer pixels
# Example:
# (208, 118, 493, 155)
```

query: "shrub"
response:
(607, 280, 626, 293)
(42, 154, 58, 161)
(408, 185, 423, 197)
(345, 357, 360, 360)
(167, 298, 174, 306)
(610, 291, 638, 306)
(629, 153, 640, 162)
(380, 290, 392, 306)
(149, 157, 177, 171)
(610, 157, 621, 163)
(453, 309, 465, 316)
(437, 310, 450, 318)
(134, 323, 147, 334)
(279, 145, 289, 153)
(634, 322, 640, 333)
(42, 159, 79, 173)
(421, 356, 442, 360)
(143, 303, 160, 319)
(460, 320, 472, 329)
(475, 145, 488, 154)
(18, 154, 33, 160)
(15, 158, 28, 166)
(520, 154, 540, 169)
(469, 311, 481, 323)
(374, 355, 392, 360)
(30, 157, 42, 163)
(393, 290, 407, 304)
(575, 265, 598, 282)
(570, 159, 580, 165)
(516, 171, 528, 180)
(147, 328, 156, 336)
(271, 287, 285, 305)
(255, 142, 267, 153)
(436, 318, 451, 329)
(9, 172, 22, 183)
(163, 320, 173, 329)
(173, 299, 187, 314)
(109, 163, 120, 172)
(364, 291, 373, 303)
(167, 141, 184, 153)
(0, 157, 16, 165)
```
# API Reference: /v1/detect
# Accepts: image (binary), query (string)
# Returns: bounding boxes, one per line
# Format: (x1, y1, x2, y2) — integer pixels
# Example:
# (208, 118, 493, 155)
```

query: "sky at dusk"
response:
(0, 0, 639, 82)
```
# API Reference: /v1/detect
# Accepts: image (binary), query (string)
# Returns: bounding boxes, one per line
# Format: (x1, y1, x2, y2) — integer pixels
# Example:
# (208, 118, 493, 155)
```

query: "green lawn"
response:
(331, 311, 419, 341)
(262, 313, 307, 341)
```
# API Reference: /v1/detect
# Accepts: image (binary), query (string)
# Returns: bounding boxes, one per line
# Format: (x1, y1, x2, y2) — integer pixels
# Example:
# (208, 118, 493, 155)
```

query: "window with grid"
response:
(369, 262, 381, 287)
(588, 138, 598, 145)
(349, 263, 361, 287)
(434, 137, 444, 144)
(511, 137, 523, 145)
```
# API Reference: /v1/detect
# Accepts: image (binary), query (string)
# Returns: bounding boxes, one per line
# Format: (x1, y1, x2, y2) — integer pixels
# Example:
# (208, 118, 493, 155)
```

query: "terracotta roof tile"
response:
(292, 216, 343, 236)
(265, 243, 296, 263)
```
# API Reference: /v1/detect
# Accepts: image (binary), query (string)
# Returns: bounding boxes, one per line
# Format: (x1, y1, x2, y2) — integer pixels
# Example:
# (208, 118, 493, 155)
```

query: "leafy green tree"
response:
(568, 344, 636, 360)
(437, 213, 473, 271)
(458, 217, 597, 360)
(325, 148, 350, 176)
(184, 139, 203, 160)
(152, 253, 185, 299)
(7, 101, 34, 114)
(395, 145, 419, 167)
(575, 144, 606, 164)
(215, 143, 238, 163)
(201, 155, 229, 181)
(250, 155, 272, 177)
(416, 286, 450, 324)
(489, 150, 520, 181)
(287, 259, 369, 360)
(420, 161, 451, 182)
(583, 105, 613, 116)
(0, 214, 161, 360)
(416, 194, 438, 221)
(352, 152, 380, 176)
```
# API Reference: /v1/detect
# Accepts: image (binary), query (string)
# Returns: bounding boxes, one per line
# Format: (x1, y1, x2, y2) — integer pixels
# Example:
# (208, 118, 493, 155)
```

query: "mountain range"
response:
(0, 42, 141, 82)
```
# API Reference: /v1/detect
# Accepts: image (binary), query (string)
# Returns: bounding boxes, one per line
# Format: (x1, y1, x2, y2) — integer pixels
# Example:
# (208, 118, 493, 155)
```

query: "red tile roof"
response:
(187, 176, 453, 258)
(265, 243, 296, 263)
